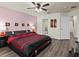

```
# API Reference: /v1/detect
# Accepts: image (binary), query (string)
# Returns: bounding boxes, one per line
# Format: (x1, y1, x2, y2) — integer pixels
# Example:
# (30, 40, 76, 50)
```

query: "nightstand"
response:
(0, 36, 7, 47)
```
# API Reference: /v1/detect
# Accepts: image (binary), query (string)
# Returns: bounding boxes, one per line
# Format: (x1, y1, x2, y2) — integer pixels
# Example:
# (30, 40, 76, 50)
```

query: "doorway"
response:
(69, 16, 78, 52)
(42, 19, 48, 35)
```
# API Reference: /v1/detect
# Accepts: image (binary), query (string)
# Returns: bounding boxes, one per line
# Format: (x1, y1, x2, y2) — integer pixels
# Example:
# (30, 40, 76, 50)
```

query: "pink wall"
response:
(0, 7, 37, 31)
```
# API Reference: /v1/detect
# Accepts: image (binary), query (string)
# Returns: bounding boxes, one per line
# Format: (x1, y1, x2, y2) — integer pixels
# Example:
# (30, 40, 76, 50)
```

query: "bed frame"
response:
(14, 30, 27, 35)
(6, 30, 31, 36)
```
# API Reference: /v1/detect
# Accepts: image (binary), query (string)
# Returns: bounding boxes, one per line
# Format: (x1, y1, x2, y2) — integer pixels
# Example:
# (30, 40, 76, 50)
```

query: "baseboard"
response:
(60, 39, 70, 40)
(52, 38, 70, 40)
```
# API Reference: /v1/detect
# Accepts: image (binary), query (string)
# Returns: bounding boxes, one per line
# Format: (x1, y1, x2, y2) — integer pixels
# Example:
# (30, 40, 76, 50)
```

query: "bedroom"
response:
(0, 2, 79, 57)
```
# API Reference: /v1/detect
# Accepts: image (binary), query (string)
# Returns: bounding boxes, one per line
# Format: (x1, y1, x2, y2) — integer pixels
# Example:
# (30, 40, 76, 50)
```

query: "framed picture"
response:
(50, 19, 54, 28)
(27, 24, 30, 27)
(22, 23, 25, 26)
(15, 23, 18, 26)
(5, 22, 10, 26)
(50, 19, 57, 28)
(54, 19, 57, 28)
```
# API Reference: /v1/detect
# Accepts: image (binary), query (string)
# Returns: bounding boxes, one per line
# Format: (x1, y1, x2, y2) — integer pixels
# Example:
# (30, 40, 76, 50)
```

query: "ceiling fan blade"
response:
(32, 2, 36, 5)
(42, 3, 49, 7)
(41, 8, 47, 11)
(37, 3, 41, 7)
(27, 7, 35, 9)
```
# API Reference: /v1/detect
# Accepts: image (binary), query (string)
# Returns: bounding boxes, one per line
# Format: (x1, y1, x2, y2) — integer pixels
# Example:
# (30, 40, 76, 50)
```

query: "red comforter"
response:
(7, 33, 51, 56)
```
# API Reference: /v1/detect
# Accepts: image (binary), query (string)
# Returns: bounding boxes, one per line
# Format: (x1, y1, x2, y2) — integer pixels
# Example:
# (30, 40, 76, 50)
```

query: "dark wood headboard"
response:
(5, 30, 31, 36)
(14, 30, 27, 35)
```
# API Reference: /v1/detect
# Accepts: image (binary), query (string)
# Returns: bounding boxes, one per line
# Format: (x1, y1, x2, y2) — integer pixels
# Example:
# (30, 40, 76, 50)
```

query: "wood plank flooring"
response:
(37, 39, 70, 57)
(0, 39, 71, 57)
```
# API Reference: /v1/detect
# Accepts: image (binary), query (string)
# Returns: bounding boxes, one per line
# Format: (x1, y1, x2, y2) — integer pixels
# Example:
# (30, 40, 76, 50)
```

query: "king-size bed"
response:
(6, 32, 52, 57)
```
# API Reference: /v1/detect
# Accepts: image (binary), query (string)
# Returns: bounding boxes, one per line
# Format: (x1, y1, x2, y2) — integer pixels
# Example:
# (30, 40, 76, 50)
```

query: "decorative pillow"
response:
(5, 31, 14, 36)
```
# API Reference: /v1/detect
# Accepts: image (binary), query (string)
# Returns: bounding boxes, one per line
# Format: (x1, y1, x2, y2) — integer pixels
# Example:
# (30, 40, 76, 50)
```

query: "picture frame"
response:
(15, 23, 18, 26)
(50, 19, 57, 28)
(54, 19, 57, 28)
(22, 23, 25, 26)
(27, 24, 30, 27)
(5, 22, 10, 26)
(50, 19, 54, 28)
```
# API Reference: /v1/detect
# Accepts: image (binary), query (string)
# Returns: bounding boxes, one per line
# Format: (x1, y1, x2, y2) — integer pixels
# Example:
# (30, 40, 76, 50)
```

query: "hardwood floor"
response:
(0, 33, 75, 57)
(0, 47, 19, 57)
(0, 39, 72, 57)
(37, 39, 70, 57)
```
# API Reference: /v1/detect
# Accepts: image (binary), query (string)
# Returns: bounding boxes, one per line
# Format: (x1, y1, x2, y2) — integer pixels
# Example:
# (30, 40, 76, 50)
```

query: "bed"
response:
(7, 32, 52, 57)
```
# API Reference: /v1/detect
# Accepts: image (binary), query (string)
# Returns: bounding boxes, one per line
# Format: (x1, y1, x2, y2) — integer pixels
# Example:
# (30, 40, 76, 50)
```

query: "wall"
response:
(37, 13, 61, 39)
(77, 16, 79, 41)
(68, 9, 79, 39)
(73, 16, 78, 38)
(68, 9, 79, 50)
(0, 7, 37, 31)
(69, 16, 74, 33)
(37, 13, 70, 39)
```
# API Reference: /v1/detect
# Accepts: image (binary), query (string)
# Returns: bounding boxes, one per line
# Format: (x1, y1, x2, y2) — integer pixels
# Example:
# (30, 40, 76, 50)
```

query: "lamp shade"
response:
(31, 25, 36, 32)
(0, 26, 6, 31)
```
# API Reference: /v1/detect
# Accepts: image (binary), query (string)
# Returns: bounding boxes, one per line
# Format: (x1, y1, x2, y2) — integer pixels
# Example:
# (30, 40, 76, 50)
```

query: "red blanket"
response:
(11, 34, 44, 52)
(7, 33, 51, 56)
(7, 33, 46, 52)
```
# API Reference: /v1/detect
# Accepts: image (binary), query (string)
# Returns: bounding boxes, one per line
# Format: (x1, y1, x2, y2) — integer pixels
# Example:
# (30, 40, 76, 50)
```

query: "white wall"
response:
(37, 13, 61, 39)
(73, 16, 78, 38)
(77, 16, 79, 41)
(0, 7, 37, 32)
(68, 9, 79, 38)
(37, 13, 70, 39)
(69, 16, 74, 33)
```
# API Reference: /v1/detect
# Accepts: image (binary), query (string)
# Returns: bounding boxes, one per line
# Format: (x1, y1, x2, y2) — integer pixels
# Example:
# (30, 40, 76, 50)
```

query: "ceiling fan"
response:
(27, 2, 50, 12)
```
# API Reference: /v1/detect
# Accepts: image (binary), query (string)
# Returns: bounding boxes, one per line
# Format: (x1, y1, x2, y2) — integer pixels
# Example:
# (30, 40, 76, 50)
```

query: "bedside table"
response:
(0, 36, 7, 47)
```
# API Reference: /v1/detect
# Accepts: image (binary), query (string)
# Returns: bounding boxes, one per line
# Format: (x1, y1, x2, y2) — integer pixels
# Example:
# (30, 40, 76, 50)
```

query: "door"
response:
(60, 16, 70, 39)
(42, 19, 48, 35)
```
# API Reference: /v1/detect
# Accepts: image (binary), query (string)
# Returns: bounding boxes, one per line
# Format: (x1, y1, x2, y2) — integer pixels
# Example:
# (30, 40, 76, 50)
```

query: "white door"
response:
(60, 16, 70, 39)
(42, 19, 48, 35)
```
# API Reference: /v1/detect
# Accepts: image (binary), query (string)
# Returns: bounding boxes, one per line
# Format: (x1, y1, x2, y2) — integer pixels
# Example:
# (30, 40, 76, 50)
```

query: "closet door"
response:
(60, 16, 70, 39)
(42, 19, 48, 35)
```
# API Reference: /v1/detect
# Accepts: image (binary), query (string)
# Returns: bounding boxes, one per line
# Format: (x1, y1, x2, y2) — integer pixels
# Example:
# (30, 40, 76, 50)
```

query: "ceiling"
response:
(0, 2, 79, 16)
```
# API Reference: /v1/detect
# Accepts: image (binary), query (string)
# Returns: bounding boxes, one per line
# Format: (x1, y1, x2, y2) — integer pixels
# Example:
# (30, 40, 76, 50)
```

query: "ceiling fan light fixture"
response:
(37, 10, 40, 13)
(35, 8, 39, 12)
(35, 8, 42, 13)
(27, 2, 49, 13)
(35, 8, 38, 11)
(39, 8, 42, 11)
